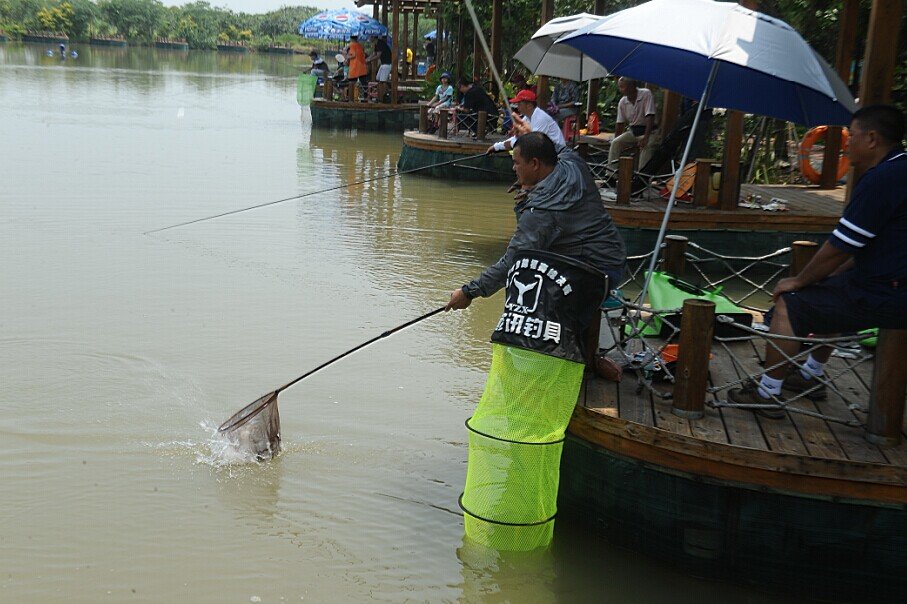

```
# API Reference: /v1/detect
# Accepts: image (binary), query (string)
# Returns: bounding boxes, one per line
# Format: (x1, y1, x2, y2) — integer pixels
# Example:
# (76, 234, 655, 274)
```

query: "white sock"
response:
(800, 354, 825, 380)
(757, 374, 783, 399)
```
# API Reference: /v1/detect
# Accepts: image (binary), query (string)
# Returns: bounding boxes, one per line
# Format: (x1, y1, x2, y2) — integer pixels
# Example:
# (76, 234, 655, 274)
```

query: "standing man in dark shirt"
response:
(456, 77, 499, 137)
(729, 105, 907, 416)
(446, 120, 626, 311)
(370, 34, 393, 102)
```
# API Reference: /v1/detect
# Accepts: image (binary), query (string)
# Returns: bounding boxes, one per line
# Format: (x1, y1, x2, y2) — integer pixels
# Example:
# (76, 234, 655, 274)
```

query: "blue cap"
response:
(440, 72, 451, 80)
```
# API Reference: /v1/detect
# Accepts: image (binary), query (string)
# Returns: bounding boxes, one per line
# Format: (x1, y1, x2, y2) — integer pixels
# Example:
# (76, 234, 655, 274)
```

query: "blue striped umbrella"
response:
(299, 9, 388, 41)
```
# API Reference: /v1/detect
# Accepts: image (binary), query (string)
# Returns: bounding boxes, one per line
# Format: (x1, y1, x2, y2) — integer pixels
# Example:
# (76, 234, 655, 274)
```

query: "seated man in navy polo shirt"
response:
(729, 105, 907, 417)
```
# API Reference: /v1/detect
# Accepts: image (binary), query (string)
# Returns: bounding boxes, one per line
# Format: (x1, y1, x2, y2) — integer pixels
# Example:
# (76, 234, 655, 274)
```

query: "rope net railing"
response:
(708, 316, 872, 425)
(598, 243, 876, 428)
(684, 241, 791, 311)
(617, 249, 660, 290)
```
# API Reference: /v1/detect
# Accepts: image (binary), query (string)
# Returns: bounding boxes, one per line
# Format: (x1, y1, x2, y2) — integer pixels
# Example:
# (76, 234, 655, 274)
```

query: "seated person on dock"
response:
(308, 50, 328, 79)
(331, 54, 349, 100)
(728, 105, 907, 418)
(445, 121, 626, 316)
(510, 71, 536, 95)
(426, 72, 455, 132)
(487, 89, 564, 154)
(550, 78, 580, 123)
(608, 77, 659, 168)
(455, 77, 499, 137)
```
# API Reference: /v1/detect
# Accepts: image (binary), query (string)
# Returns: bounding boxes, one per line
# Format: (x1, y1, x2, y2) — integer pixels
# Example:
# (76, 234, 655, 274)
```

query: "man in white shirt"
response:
(487, 89, 565, 154)
(608, 77, 659, 167)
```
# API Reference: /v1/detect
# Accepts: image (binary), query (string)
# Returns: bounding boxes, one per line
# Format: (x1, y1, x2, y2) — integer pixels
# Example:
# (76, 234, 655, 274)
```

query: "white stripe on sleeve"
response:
(839, 217, 875, 238)
(832, 229, 865, 248)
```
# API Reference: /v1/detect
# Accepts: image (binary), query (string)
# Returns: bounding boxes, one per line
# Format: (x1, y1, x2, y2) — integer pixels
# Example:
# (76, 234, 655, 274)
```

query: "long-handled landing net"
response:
(216, 306, 446, 460)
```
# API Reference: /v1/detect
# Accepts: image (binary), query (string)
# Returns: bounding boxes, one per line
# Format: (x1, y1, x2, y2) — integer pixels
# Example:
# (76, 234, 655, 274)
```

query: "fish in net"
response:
(218, 391, 281, 460)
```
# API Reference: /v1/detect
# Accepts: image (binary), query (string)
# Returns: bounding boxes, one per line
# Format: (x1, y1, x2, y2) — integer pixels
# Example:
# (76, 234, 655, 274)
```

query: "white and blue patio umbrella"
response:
(556, 0, 856, 302)
(514, 13, 609, 82)
(424, 30, 437, 40)
(299, 8, 388, 41)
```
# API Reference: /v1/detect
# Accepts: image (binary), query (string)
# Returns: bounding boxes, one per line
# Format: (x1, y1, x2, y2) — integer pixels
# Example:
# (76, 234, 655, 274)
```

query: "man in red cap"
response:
(487, 89, 564, 154)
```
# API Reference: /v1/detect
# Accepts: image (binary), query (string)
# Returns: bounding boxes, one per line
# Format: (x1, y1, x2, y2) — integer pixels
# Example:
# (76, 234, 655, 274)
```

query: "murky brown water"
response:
(0, 43, 789, 602)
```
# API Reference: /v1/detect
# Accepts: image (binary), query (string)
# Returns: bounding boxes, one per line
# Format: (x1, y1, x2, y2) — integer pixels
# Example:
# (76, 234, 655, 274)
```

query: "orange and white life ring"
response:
(799, 125, 849, 184)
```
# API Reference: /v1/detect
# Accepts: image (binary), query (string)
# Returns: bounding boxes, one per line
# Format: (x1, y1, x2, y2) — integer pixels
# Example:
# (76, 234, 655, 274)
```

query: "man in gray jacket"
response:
(446, 130, 626, 311)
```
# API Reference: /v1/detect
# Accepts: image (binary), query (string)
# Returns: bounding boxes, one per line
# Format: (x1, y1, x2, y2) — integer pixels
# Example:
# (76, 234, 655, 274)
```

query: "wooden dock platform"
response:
(399, 130, 514, 181)
(575, 340, 906, 501)
(311, 99, 420, 131)
(603, 183, 846, 255)
(558, 336, 906, 599)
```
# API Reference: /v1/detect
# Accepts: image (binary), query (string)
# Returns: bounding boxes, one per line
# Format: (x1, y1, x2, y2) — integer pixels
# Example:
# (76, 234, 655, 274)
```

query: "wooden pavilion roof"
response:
(355, 0, 451, 13)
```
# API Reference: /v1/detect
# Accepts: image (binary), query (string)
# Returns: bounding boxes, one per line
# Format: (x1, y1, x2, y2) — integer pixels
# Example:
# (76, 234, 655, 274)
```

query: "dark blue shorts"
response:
(781, 272, 907, 336)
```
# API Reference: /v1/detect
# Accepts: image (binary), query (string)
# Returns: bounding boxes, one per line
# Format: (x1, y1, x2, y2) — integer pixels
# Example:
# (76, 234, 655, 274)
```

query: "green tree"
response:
(99, 0, 163, 41)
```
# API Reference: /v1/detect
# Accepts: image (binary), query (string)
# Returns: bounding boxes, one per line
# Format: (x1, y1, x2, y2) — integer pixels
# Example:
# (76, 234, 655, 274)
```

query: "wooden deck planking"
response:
(815, 356, 889, 464)
(732, 342, 811, 456)
(615, 372, 655, 428)
(741, 183, 845, 214)
(707, 348, 770, 450)
(579, 337, 907, 471)
(687, 394, 731, 445)
(650, 394, 693, 437)
(584, 374, 619, 418)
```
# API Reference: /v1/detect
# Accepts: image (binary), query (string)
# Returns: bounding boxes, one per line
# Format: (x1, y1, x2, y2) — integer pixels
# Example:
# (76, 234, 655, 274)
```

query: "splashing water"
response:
(150, 420, 279, 469)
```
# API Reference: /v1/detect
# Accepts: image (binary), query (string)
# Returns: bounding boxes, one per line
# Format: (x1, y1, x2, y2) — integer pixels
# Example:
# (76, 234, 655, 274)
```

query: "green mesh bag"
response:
(297, 74, 317, 106)
(461, 344, 585, 551)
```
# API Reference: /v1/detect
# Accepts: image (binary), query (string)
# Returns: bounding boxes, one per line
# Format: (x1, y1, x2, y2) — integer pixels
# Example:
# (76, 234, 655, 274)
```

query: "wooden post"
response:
(672, 299, 716, 419)
(402, 11, 409, 82)
(866, 329, 907, 447)
(490, 0, 503, 92)
(391, 0, 399, 106)
(586, 0, 606, 117)
(412, 11, 419, 78)
(717, 0, 758, 210)
(456, 7, 467, 81)
(323, 78, 333, 101)
(662, 235, 688, 277)
(661, 90, 681, 136)
(719, 110, 744, 210)
(820, 0, 860, 190)
(472, 28, 482, 81)
(419, 103, 429, 133)
(693, 158, 715, 207)
(616, 155, 634, 205)
(858, 0, 902, 106)
(436, 11, 443, 67)
(477, 110, 487, 141)
(373, 2, 379, 20)
(350, 81, 358, 103)
(536, 0, 555, 107)
(438, 108, 449, 139)
(381, 0, 388, 27)
(789, 240, 818, 277)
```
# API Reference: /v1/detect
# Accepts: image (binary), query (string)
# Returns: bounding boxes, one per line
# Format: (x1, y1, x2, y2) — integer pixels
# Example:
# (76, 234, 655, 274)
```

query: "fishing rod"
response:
(145, 152, 489, 235)
(217, 305, 446, 435)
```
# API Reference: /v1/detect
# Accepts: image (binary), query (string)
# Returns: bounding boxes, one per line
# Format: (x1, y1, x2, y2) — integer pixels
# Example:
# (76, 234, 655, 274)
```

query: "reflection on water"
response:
(0, 44, 788, 602)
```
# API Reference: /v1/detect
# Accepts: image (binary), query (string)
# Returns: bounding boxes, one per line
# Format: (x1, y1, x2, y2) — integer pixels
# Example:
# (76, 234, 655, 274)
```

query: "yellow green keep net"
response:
(461, 344, 585, 551)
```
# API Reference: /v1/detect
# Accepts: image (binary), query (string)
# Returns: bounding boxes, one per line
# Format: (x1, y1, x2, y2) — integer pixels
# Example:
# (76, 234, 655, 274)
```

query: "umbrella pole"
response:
(637, 61, 719, 305)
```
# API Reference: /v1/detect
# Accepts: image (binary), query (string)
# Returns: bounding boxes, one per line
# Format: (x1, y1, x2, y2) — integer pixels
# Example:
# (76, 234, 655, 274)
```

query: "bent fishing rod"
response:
(145, 152, 491, 235)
